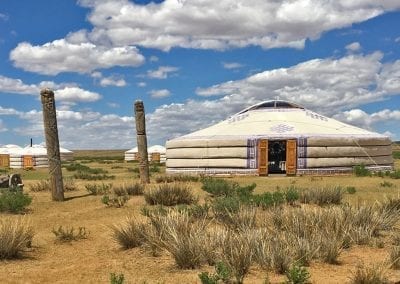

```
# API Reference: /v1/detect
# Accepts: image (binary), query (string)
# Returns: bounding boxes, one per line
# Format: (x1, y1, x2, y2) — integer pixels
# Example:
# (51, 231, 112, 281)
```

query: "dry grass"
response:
(0, 217, 34, 259)
(0, 153, 399, 283)
(111, 216, 146, 249)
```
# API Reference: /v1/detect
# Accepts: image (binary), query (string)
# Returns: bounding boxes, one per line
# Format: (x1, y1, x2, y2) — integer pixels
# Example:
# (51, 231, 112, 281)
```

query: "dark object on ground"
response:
(0, 174, 24, 190)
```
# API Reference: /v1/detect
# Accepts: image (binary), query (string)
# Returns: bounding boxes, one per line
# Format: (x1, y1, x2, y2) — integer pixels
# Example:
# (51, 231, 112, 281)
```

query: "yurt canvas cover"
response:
(166, 100, 393, 176)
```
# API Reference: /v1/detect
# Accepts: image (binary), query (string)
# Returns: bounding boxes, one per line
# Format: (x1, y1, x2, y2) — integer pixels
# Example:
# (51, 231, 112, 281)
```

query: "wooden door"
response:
(258, 139, 268, 176)
(286, 140, 297, 175)
(0, 154, 10, 167)
(151, 152, 160, 163)
(23, 155, 33, 169)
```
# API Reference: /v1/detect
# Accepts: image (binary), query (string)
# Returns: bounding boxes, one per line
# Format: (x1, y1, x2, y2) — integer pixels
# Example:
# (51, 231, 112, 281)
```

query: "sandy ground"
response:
(1, 159, 400, 283)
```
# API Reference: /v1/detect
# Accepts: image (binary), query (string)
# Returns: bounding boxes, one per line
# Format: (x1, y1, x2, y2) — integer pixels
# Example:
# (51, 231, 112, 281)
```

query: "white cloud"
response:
(0, 13, 9, 21)
(147, 66, 179, 79)
(333, 109, 400, 130)
(0, 119, 7, 132)
(137, 82, 147, 87)
(55, 87, 101, 102)
(107, 102, 120, 108)
(222, 62, 244, 69)
(99, 76, 126, 87)
(10, 40, 145, 75)
(345, 42, 361, 52)
(149, 89, 171, 98)
(76, 0, 400, 51)
(0, 75, 102, 103)
(395, 37, 400, 43)
(150, 56, 159, 62)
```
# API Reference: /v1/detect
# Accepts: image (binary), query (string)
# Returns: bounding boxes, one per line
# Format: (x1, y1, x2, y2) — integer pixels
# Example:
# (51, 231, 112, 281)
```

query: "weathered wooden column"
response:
(40, 88, 64, 201)
(134, 100, 150, 184)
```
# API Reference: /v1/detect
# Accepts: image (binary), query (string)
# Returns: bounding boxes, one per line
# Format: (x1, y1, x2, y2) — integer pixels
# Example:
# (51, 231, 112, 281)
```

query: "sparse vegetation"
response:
(110, 272, 125, 284)
(0, 188, 32, 213)
(144, 183, 197, 206)
(101, 194, 129, 208)
(111, 216, 146, 249)
(85, 183, 112, 195)
(0, 217, 34, 259)
(285, 263, 311, 284)
(299, 186, 343, 206)
(350, 263, 388, 284)
(52, 226, 89, 242)
(353, 164, 371, 177)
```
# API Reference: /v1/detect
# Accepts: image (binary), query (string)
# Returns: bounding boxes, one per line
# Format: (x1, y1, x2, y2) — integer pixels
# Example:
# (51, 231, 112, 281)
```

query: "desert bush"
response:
(388, 170, 400, 179)
(113, 186, 126, 197)
(201, 177, 235, 197)
(124, 183, 144, 196)
(0, 189, 32, 213)
(65, 162, 108, 174)
(63, 178, 78, 191)
(284, 186, 300, 205)
(150, 211, 206, 269)
(211, 196, 241, 221)
(74, 172, 115, 180)
(390, 246, 400, 269)
(52, 226, 89, 242)
(220, 231, 254, 283)
(215, 205, 258, 231)
(156, 175, 199, 183)
(110, 272, 125, 284)
(269, 235, 293, 274)
(29, 179, 51, 192)
(353, 164, 371, 177)
(350, 263, 388, 284)
(380, 181, 393, 188)
(285, 263, 311, 284)
(144, 183, 197, 206)
(102, 194, 129, 208)
(198, 261, 232, 284)
(252, 191, 285, 209)
(299, 186, 343, 206)
(111, 216, 146, 249)
(0, 217, 34, 259)
(85, 183, 112, 195)
(346, 186, 357, 194)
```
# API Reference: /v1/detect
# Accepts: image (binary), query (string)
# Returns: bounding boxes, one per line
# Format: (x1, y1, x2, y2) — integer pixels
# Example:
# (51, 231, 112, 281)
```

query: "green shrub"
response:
(85, 183, 112, 195)
(144, 183, 197, 206)
(74, 172, 115, 180)
(393, 151, 400, 159)
(156, 175, 199, 183)
(252, 191, 285, 209)
(199, 261, 232, 284)
(0, 189, 32, 213)
(0, 217, 34, 259)
(110, 272, 125, 284)
(212, 196, 241, 220)
(346, 186, 357, 194)
(201, 177, 235, 197)
(353, 164, 371, 177)
(101, 195, 129, 208)
(389, 170, 400, 179)
(52, 226, 89, 242)
(284, 186, 300, 205)
(285, 263, 311, 284)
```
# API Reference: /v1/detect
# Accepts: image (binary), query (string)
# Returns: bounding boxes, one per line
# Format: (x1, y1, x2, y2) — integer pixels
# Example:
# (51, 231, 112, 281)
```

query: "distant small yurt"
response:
(148, 145, 166, 163)
(166, 100, 393, 176)
(124, 147, 139, 161)
(0, 144, 22, 168)
(60, 147, 74, 161)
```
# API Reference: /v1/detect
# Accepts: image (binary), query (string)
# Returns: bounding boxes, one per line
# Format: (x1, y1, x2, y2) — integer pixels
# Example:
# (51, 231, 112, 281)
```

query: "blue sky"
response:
(0, 0, 399, 149)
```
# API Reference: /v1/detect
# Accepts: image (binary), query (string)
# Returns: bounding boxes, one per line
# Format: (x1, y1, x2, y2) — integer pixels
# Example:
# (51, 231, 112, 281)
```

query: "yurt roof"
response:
(148, 145, 166, 153)
(21, 145, 47, 155)
(125, 147, 138, 153)
(173, 100, 386, 140)
(0, 144, 23, 154)
(59, 147, 73, 153)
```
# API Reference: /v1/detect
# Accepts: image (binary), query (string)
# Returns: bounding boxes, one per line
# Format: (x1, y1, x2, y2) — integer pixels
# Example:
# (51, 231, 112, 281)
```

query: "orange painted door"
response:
(0, 154, 10, 167)
(286, 140, 297, 175)
(23, 155, 33, 169)
(151, 153, 160, 162)
(258, 139, 268, 176)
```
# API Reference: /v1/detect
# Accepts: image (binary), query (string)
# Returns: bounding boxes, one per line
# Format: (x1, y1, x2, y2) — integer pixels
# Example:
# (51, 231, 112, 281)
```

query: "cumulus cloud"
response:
(99, 76, 126, 87)
(0, 75, 102, 103)
(137, 82, 147, 87)
(149, 89, 171, 98)
(222, 62, 244, 69)
(10, 39, 145, 75)
(333, 109, 400, 130)
(0, 13, 9, 21)
(345, 42, 362, 52)
(147, 66, 179, 79)
(76, 0, 400, 51)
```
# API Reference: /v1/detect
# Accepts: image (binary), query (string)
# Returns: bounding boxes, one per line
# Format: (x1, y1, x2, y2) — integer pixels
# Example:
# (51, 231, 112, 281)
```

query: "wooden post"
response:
(134, 100, 150, 184)
(40, 88, 64, 201)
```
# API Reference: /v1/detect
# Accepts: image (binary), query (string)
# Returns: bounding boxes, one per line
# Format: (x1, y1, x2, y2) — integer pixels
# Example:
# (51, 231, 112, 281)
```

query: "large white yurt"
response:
(148, 145, 167, 163)
(124, 147, 139, 161)
(166, 100, 393, 176)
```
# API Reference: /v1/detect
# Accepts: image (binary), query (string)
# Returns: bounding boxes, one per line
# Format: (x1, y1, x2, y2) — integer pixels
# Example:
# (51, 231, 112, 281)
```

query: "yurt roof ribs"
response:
(235, 100, 304, 116)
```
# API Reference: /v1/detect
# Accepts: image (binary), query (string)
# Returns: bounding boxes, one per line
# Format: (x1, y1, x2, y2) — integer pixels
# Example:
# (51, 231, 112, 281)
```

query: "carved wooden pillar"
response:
(134, 100, 150, 184)
(40, 89, 64, 201)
